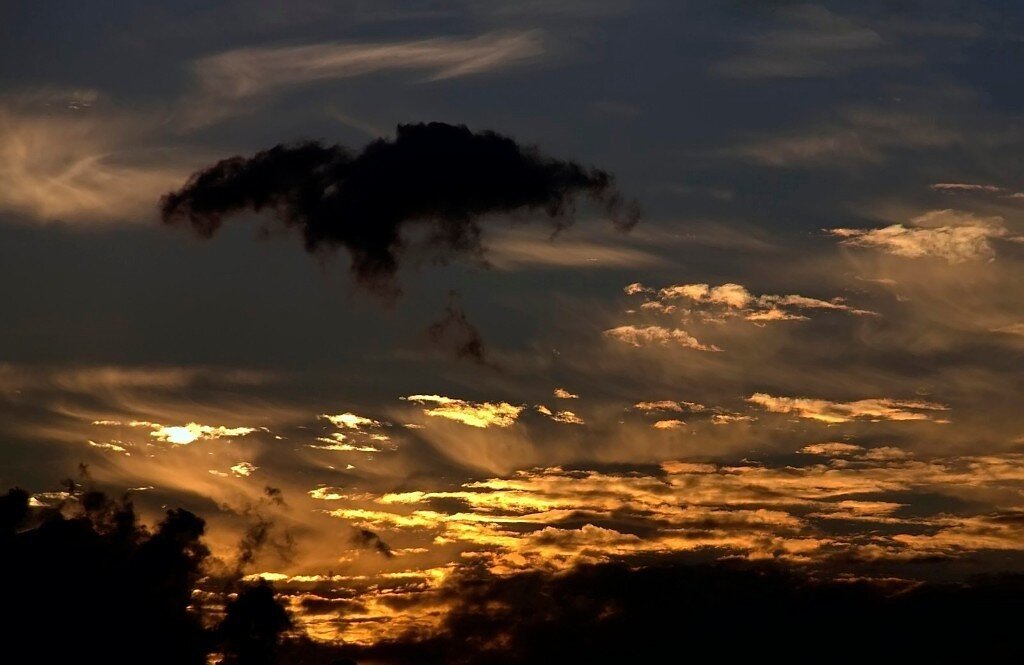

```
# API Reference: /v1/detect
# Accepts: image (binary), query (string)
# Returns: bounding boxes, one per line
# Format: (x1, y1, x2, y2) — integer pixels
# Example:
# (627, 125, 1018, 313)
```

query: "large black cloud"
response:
(161, 122, 637, 291)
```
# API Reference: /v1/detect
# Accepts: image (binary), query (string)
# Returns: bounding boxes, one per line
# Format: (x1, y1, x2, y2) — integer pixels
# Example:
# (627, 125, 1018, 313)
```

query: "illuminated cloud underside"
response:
(403, 394, 524, 428)
(625, 281, 876, 323)
(91, 419, 257, 444)
(829, 209, 1022, 262)
(604, 325, 721, 351)
(320, 412, 381, 429)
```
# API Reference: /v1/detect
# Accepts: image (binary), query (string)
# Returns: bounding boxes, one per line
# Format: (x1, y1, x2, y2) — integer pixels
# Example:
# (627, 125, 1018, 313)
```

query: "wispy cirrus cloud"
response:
(931, 182, 1007, 194)
(483, 227, 662, 270)
(184, 31, 545, 127)
(712, 5, 911, 79)
(993, 322, 1024, 336)
(0, 99, 190, 222)
(732, 107, 960, 167)
(747, 393, 949, 424)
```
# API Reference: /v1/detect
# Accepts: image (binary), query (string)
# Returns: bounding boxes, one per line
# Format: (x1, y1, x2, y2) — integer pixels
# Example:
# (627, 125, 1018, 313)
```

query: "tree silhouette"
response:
(219, 581, 293, 665)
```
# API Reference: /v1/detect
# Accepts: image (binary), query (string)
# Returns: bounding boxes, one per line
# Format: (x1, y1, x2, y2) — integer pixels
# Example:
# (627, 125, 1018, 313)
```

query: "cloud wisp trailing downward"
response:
(161, 122, 637, 293)
(428, 291, 493, 366)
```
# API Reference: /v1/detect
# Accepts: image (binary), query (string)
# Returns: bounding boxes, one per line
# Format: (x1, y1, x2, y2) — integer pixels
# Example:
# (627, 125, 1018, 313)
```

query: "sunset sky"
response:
(4, 0, 1024, 652)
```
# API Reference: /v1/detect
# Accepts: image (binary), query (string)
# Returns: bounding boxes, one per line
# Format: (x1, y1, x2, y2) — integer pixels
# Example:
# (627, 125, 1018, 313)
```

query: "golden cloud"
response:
(403, 395, 524, 428)
(747, 393, 949, 424)
(92, 419, 257, 444)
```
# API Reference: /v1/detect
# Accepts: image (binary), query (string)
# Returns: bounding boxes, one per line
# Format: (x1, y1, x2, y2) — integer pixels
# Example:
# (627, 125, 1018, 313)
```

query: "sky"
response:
(3, 0, 1024, 653)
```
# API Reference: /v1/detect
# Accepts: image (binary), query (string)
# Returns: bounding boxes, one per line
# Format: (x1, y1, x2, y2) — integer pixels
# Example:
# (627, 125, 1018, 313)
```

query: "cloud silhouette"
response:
(351, 527, 394, 558)
(161, 122, 637, 292)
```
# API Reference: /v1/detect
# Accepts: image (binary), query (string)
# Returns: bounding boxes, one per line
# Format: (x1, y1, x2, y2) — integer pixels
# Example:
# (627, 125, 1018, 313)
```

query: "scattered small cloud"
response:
(320, 413, 381, 429)
(540, 408, 584, 425)
(230, 462, 258, 477)
(732, 108, 959, 167)
(712, 6, 908, 79)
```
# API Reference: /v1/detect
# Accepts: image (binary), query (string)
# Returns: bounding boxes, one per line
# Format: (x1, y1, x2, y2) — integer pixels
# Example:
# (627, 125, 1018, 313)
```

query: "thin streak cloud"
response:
(184, 31, 545, 127)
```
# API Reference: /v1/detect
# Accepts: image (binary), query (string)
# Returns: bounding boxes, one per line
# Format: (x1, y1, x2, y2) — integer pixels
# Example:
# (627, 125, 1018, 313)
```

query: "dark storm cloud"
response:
(161, 122, 638, 292)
